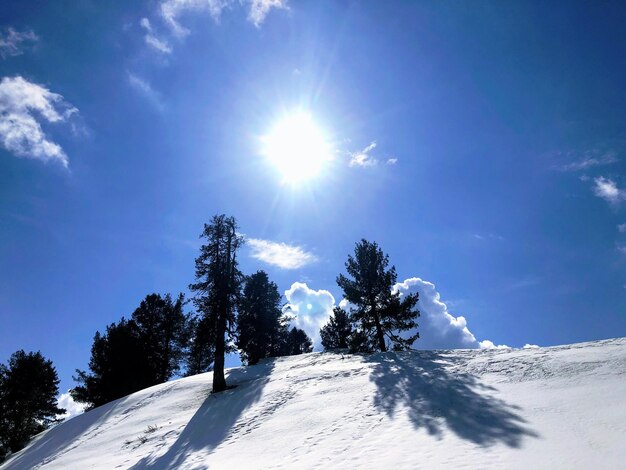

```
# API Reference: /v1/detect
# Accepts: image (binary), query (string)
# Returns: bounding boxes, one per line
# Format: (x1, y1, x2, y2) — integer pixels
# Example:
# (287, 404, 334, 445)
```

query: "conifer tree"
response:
(320, 307, 353, 350)
(189, 215, 243, 392)
(337, 239, 419, 352)
(0, 350, 65, 461)
(237, 271, 286, 365)
(131, 293, 191, 383)
(284, 327, 313, 355)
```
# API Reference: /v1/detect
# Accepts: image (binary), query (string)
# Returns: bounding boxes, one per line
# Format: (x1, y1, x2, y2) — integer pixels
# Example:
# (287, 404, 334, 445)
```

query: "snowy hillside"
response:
(3, 338, 625, 469)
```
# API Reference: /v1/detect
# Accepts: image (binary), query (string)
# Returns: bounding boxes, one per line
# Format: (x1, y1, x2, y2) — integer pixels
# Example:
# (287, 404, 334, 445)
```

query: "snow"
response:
(2, 338, 625, 469)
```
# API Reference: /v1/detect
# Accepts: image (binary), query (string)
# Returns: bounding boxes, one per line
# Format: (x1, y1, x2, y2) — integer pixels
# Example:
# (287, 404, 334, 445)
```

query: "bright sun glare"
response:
(262, 112, 331, 183)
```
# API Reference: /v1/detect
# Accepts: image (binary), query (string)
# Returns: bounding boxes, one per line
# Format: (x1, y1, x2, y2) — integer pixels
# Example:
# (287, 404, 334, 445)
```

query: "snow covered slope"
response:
(3, 338, 625, 469)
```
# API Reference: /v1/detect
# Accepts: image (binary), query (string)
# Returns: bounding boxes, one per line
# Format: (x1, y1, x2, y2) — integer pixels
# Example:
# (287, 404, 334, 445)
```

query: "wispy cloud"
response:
(386, 157, 398, 165)
(0, 27, 38, 59)
(127, 72, 163, 110)
(159, 0, 286, 38)
(140, 18, 172, 54)
(248, 238, 316, 269)
(349, 141, 379, 167)
(0, 75, 77, 166)
(558, 150, 618, 172)
(593, 176, 624, 204)
(618, 223, 626, 233)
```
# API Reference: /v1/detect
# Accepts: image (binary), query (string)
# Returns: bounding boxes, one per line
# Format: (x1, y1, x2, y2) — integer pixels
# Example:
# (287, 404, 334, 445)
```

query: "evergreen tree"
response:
(189, 215, 244, 392)
(284, 327, 313, 355)
(0, 350, 65, 461)
(237, 271, 286, 365)
(320, 307, 353, 350)
(185, 315, 215, 376)
(337, 239, 419, 352)
(131, 293, 192, 382)
(71, 318, 153, 408)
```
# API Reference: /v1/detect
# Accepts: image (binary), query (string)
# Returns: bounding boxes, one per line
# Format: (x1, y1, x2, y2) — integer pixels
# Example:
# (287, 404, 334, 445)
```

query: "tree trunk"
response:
(374, 315, 387, 352)
(212, 315, 227, 392)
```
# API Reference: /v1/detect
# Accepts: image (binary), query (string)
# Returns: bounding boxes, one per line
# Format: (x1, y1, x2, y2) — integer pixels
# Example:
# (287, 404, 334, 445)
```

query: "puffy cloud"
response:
(0, 76, 77, 166)
(160, 0, 285, 37)
(140, 18, 172, 54)
(593, 176, 624, 204)
(248, 238, 316, 269)
(57, 392, 86, 421)
(0, 27, 38, 59)
(283, 282, 334, 349)
(479, 340, 510, 350)
(393, 277, 507, 350)
(523, 343, 539, 349)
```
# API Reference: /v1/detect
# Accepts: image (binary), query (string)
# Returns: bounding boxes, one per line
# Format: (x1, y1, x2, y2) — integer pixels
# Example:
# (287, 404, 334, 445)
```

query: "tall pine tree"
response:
(189, 215, 243, 393)
(337, 239, 419, 352)
(237, 271, 286, 365)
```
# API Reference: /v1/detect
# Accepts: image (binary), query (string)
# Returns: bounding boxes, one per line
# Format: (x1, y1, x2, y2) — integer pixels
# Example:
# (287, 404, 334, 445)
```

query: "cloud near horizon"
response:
(57, 392, 86, 421)
(0, 76, 77, 166)
(286, 277, 510, 352)
(248, 238, 316, 269)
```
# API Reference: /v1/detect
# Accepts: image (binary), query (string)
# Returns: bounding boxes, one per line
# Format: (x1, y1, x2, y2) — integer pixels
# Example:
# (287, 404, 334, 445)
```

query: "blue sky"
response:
(1, 1, 626, 399)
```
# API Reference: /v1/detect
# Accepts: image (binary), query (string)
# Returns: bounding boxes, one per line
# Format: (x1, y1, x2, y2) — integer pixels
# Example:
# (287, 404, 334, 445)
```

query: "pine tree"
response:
(131, 293, 192, 383)
(320, 307, 353, 350)
(0, 350, 65, 461)
(237, 271, 286, 365)
(337, 239, 419, 352)
(71, 318, 153, 408)
(189, 215, 244, 392)
(185, 315, 215, 376)
(284, 327, 313, 355)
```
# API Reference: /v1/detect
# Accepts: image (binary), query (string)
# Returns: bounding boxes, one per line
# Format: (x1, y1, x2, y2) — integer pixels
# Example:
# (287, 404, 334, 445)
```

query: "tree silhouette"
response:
(190, 215, 244, 393)
(337, 239, 419, 352)
(0, 350, 65, 461)
(320, 307, 352, 350)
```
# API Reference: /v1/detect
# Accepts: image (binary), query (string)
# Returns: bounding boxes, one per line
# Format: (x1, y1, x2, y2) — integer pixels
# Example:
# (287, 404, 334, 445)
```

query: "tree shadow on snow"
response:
(366, 351, 538, 447)
(131, 360, 275, 469)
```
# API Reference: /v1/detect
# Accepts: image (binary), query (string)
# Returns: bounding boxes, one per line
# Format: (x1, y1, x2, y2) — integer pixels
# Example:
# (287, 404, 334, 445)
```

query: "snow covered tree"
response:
(320, 307, 353, 350)
(337, 239, 419, 352)
(237, 271, 286, 365)
(131, 293, 192, 383)
(189, 215, 244, 393)
(0, 350, 65, 461)
(72, 318, 154, 408)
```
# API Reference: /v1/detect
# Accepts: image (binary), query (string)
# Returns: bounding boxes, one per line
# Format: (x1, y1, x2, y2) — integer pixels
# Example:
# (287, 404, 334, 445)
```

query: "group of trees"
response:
(0, 350, 64, 461)
(320, 239, 420, 353)
(0, 215, 419, 460)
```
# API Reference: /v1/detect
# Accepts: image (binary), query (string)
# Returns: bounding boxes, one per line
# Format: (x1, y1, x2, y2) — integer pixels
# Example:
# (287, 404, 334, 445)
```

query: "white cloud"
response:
(57, 392, 86, 421)
(248, 0, 288, 27)
(617, 223, 626, 233)
(523, 343, 540, 349)
(248, 238, 316, 269)
(140, 17, 172, 54)
(0, 27, 38, 59)
(127, 73, 163, 110)
(593, 176, 624, 204)
(559, 150, 618, 172)
(392, 277, 508, 350)
(283, 282, 335, 349)
(159, 0, 285, 37)
(617, 245, 626, 255)
(0, 75, 77, 166)
(479, 340, 510, 350)
(349, 141, 378, 167)
(386, 157, 398, 165)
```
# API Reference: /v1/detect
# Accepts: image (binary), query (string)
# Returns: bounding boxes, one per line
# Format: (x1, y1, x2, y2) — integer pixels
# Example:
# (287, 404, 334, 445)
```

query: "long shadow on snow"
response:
(2, 392, 135, 469)
(366, 350, 538, 447)
(132, 360, 275, 469)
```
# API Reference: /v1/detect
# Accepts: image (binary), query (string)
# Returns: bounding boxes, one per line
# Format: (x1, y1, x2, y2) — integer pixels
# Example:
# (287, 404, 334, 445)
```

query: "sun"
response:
(261, 112, 331, 183)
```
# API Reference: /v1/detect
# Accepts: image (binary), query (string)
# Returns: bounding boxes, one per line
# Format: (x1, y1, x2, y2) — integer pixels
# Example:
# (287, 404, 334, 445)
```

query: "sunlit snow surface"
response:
(3, 338, 625, 469)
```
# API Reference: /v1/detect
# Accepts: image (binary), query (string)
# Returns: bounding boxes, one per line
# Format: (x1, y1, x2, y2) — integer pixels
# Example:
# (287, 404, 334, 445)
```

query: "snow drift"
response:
(2, 338, 625, 469)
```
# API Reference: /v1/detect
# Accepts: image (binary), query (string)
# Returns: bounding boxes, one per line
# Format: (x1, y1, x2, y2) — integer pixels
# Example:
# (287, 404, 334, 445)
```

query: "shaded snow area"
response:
(3, 338, 625, 469)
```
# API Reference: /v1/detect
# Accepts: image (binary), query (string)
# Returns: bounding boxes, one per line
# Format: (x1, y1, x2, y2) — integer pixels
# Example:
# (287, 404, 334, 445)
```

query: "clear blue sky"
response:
(1, 1, 625, 395)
